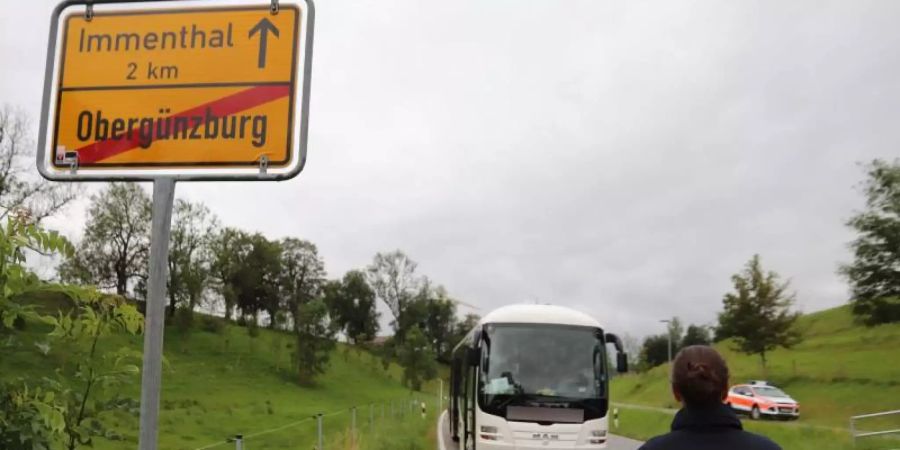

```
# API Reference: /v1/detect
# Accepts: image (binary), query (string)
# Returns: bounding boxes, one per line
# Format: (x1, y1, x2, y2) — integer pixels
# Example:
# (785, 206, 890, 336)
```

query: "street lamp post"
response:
(660, 319, 672, 364)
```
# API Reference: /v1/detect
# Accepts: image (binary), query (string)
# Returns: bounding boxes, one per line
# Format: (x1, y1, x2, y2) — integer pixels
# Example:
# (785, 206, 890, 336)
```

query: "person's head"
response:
(671, 345, 729, 408)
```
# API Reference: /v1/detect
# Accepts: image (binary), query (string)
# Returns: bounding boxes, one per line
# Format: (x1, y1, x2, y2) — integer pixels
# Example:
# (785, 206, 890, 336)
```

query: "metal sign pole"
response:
(137, 178, 177, 450)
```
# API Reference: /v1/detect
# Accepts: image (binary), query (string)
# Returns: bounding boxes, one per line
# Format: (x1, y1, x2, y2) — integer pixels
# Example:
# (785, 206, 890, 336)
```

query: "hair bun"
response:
(672, 346, 729, 407)
(687, 362, 718, 382)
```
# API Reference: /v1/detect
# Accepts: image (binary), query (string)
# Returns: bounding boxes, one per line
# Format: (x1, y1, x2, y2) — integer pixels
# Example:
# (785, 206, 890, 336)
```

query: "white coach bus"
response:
(449, 304, 628, 449)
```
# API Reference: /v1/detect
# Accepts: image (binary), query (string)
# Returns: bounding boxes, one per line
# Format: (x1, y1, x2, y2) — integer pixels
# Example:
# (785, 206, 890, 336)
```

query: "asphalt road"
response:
(437, 411, 644, 450)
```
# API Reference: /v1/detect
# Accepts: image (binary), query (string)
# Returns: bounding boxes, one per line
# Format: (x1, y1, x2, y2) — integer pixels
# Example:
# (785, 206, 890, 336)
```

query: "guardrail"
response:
(850, 409, 900, 446)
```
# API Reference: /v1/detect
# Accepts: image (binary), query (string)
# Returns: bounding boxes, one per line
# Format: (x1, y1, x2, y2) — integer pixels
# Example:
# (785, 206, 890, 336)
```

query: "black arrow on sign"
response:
(249, 17, 280, 69)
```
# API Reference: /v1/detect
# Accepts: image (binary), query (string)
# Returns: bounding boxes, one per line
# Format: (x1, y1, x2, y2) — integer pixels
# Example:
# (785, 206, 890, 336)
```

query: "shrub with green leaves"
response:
(0, 218, 73, 330)
(0, 383, 66, 450)
(44, 288, 143, 450)
(0, 217, 144, 449)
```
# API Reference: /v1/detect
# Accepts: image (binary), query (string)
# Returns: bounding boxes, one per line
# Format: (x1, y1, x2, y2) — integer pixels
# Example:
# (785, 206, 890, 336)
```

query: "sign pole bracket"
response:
(137, 178, 176, 450)
(68, 153, 79, 175)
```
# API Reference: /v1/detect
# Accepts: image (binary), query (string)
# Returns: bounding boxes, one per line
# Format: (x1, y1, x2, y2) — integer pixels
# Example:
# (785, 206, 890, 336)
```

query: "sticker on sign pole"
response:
(37, 0, 314, 181)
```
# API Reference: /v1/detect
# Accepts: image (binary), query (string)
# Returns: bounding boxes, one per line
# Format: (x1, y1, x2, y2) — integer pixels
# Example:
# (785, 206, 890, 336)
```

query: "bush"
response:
(12, 316, 26, 331)
(173, 307, 194, 333)
(247, 321, 260, 338)
(199, 315, 225, 334)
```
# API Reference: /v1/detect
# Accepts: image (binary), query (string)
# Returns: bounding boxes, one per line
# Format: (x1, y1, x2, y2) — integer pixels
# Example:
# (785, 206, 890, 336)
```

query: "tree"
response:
(59, 183, 151, 297)
(712, 324, 731, 343)
(279, 238, 325, 321)
(367, 250, 420, 334)
(421, 286, 457, 362)
(293, 299, 336, 384)
(718, 255, 801, 368)
(666, 316, 684, 352)
(375, 337, 396, 373)
(619, 333, 642, 367)
(279, 239, 325, 318)
(839, 159, 900, 325)
(0, 105, 77, 223)
(209, 228, 251, 321)
(278, 239, 330, 383)
(637, 317, 683, 369)
(234, 234, 281, 325)
(681, 325, 711, 347)
(639, 334, 670, 369)
(448, 313, 480, 350)
(457, 313, 480, 334)
(396, 293, 429, 342)
(397, 325, 437, 391)
(167, 200, 219, 320)
(323, 270, 379, 344)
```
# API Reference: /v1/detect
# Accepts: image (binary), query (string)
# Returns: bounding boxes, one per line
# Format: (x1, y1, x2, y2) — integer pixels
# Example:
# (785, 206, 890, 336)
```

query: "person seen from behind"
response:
(638, 345, 781, 450)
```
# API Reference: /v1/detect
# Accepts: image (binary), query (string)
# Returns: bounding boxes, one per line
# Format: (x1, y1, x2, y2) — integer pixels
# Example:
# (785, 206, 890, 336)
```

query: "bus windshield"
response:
(479, 324, 607, 417)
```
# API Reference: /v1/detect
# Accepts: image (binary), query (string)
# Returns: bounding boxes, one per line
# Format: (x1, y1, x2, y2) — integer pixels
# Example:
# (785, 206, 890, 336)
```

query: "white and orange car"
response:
(725, 381, 799, 420)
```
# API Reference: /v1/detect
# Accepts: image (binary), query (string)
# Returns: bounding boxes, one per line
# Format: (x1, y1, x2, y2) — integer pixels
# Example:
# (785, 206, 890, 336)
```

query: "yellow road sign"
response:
(37, 0, 314, 181)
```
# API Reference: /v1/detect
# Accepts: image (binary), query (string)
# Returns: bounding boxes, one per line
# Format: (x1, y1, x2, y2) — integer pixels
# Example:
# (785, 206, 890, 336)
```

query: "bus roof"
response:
(480, 304, 601, 328)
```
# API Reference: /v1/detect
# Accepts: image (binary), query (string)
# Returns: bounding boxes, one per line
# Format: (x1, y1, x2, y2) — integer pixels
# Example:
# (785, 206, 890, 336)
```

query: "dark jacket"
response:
(638, 404, 781, 450)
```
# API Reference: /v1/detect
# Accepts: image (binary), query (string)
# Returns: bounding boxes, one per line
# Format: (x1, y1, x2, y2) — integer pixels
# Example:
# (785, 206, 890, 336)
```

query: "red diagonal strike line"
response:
(74, 84, 291, 164)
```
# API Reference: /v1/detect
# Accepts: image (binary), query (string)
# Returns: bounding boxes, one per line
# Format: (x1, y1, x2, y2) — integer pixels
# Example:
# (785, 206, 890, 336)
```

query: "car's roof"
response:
(732, 384, 784, 390)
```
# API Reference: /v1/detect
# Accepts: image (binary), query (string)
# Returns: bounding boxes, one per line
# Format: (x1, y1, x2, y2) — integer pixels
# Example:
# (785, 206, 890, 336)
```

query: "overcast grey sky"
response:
(2, 0, 898, 339)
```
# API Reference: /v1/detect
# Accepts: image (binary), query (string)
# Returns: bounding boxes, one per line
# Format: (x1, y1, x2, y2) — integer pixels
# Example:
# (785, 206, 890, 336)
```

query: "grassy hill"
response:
(1, 297, 440, 450)
(610, 304, 900, 448)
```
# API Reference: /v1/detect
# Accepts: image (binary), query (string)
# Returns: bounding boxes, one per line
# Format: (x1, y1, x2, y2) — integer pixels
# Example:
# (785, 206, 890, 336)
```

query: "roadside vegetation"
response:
(612, 304, 900, 448)
(614, 160, 900, 448)
(357, 407, 437, 450)
(3, 299, 444, 449)
(1, 101, 898, 449)
(612, 406, 893, 450)
(0, 106, 466, 449)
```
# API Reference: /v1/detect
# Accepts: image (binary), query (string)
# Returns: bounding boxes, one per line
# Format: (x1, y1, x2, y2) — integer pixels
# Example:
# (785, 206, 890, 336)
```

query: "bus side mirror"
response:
(616, 353, 628, 374)
(467, 347, 480, 366)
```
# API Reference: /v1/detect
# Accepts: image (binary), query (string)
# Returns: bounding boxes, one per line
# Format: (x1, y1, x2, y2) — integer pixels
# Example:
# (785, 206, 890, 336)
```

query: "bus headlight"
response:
(480, 426, 499, 441)
(589, 429, 607, 444)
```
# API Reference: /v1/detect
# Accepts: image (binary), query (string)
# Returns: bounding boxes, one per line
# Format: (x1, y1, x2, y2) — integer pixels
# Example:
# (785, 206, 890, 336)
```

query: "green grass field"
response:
(6, 296, 898, 449)
(1, 304, 442, 450)
(611, 304, 900, 448)
(612, 406, 894, 450)
(357, 408, 437, 450)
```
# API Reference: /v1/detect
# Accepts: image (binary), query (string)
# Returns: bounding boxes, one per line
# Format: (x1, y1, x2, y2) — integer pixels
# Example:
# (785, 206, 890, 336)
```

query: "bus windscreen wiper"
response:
(493, 387, 532, 411)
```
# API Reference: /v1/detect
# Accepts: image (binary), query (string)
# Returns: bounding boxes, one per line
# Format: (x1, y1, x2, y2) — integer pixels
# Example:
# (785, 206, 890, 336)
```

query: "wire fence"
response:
(850, 409, 900, 448)
(191, 396, 433, 450)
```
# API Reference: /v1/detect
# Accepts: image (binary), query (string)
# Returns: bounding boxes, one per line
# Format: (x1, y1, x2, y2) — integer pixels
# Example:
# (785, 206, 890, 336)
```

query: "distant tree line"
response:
(56, 183, 479, 387)
(40, 167, 900, 379)
(636, 253, 802, 372)
(632, 159, 900, 372)
(636, 318, 712, 371)
(0, 104, 897, 423)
